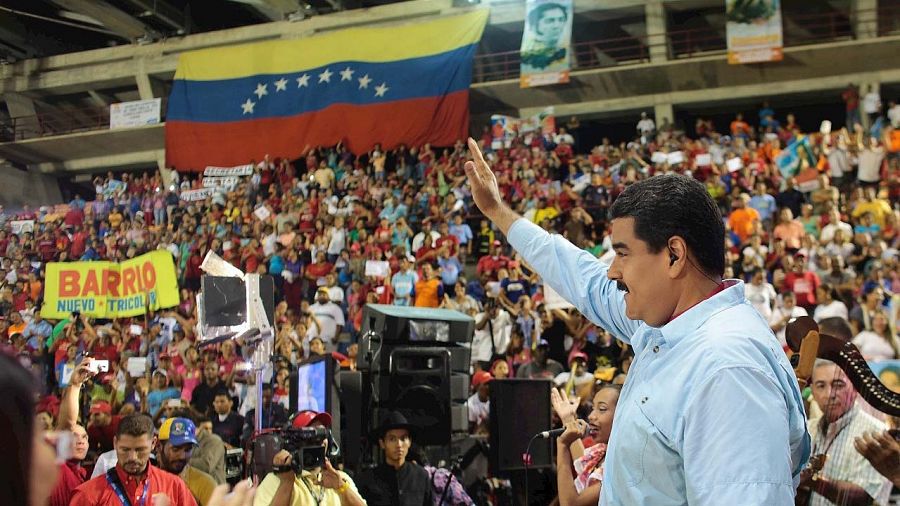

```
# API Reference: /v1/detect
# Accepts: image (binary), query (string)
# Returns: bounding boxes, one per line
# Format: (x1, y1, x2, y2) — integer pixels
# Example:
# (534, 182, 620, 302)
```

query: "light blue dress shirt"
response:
(508, 218, 810, 505)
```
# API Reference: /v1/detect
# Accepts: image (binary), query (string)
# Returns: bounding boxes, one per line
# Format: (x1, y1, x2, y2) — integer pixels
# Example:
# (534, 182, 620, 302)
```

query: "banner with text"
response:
(203, 164, 254, 177)
(520, 0, 572, 88)
(110, 98, 162, 129)
(43, 250, 180, 319)
(726, 0, 783, 64)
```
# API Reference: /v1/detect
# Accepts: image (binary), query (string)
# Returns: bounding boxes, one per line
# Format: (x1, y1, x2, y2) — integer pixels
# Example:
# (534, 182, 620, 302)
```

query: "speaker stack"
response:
(344, 304, 474, 469)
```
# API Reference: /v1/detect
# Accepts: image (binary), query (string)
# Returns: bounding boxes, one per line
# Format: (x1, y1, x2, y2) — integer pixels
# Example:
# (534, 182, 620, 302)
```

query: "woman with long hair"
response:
(852, 308, 900, 360)
(0, 352, 60, 506)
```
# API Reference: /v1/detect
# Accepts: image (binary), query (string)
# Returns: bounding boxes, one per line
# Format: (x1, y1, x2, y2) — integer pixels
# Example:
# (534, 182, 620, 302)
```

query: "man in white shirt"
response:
(636, 112, 655, 142)
(769, 292, 809, 348)
(819, 210, 854, 245)
(309, 288, 345, 349)
(467, 371, 492, 434)
(411, 219, 441, 254)
(470, 300, 512, 369)
(554, 127, 575, 146)
(862, 85, 882, 126)
(745, 270, 777, 321)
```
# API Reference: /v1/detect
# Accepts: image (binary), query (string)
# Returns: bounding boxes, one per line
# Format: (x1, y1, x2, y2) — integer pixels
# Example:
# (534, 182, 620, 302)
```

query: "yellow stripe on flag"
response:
(175, 10, 489, 81)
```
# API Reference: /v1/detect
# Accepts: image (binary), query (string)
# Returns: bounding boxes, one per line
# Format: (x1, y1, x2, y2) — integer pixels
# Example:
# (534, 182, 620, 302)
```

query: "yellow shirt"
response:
(182, 465, 218, 506)
(253, 470, 363, 506)
(533, 207, 559, 224)
(852, 200, 892, 228)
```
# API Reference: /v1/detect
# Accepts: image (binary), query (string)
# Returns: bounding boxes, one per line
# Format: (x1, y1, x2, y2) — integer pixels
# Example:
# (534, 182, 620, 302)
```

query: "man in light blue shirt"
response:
(464, 139, 810, 505)
(391, 256, 419, 306)
(749, 182, 778, 225)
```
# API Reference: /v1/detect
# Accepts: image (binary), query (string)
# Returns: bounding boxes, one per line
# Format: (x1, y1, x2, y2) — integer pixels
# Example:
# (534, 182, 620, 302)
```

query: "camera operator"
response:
(254, 410, 366, 506)
(355, 412, 432, 506)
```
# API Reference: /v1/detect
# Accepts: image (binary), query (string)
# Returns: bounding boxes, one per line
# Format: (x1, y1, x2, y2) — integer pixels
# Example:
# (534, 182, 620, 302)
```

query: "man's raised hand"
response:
(464, 138, 503, 219)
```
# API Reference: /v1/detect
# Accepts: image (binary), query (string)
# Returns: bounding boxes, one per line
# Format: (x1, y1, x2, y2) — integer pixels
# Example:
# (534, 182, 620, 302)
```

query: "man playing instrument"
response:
(464, 138, 810, 505)
(799, 360, 891, 505)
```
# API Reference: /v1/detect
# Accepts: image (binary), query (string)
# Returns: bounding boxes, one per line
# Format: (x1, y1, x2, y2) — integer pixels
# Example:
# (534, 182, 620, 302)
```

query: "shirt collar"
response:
(658, 279, 743, 347)
(818, 402, 859, 435)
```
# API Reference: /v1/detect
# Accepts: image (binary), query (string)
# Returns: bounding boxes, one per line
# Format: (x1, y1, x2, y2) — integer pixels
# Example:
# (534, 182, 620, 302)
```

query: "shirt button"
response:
(642, 397, 648, 403)
(653, 345, 660, 353)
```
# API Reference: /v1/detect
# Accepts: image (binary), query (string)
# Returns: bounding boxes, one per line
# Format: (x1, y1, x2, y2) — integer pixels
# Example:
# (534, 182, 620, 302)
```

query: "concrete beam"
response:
(645, 0, 667, 63)
(2, 92, 39, 139)
(52, 0, 153, 40)
(243, 0, 303, 21)
(851, 0, 878, 39)
(518, 68, 900, 119)
(121, 0, 185, 32)
(0, 0, 460, 94)
(33, 148, 165, 173)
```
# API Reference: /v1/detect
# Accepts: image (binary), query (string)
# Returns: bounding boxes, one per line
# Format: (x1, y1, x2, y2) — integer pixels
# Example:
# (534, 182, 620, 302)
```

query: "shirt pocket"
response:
(615, 396, 653, 487)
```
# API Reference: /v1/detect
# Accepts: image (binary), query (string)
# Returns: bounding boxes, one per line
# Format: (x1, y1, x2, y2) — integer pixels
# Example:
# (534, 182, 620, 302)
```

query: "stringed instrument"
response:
(785, 316, 900, 506)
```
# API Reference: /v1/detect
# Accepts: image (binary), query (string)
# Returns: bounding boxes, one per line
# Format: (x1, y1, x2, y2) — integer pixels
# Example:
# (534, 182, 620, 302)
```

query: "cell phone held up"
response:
(87, 359, 109, 374)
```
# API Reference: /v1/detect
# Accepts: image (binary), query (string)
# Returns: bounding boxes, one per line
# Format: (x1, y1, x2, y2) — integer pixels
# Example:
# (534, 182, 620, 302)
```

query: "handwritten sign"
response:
(110, 99, 161, 129)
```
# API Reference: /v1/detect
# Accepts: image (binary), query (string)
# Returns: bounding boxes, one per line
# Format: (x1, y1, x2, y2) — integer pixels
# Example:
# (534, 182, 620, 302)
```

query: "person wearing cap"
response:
(391, 256, 419, 306)
(87, 398, 121, 455)
(309, 287, 345, 350)
(553, 352, 594, 399)
(783, 250, 821, 312)
(470, 298, 512, 371)
(256, 410, 366, 506)
(72, 414, 197, 506)
(146, 368, 182, 417)
(516, 338, 564, 380)
(476, 240, 510, 281)
(158, 417, 218, 506)
(467, 371, 493, 435)
(466, 143, 809, 505)
(355, 412, 432, 506)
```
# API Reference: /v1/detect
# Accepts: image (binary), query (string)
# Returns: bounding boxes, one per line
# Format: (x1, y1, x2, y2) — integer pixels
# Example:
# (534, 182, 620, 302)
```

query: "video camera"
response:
(253, 426, 332, 476)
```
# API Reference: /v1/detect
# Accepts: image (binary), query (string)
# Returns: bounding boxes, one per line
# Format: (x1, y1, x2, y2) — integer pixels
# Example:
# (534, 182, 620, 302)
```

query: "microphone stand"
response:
(523, 433, 540, 506)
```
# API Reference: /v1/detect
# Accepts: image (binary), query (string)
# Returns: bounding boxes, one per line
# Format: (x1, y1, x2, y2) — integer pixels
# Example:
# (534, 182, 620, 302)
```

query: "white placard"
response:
(10, 220, 34, 235)
(204, 165, 254, 177)
(820, 120, 832, 135)
(364, 260, 390, 278)
(695, 154, 712, 167)
(666, 151, 685, 165)
(179, 188, 214, 202)
(127, 357, 148, 378)
(202, 176, 241, 189)
(651, 152, 668, 164)
(543, 284, 575, 310)
(726, 157, 744, 172)
(129, 324, 143, 336)
(109, 98, 161, 129)
(253, 206, 271, 221)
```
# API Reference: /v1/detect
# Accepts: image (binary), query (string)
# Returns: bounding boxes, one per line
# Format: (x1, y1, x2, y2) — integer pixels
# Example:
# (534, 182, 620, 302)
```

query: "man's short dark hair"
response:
(528, 2, 567, 29)
(610, 174, 725, 277)
(818, 317, 853, 342)
(117, 414, 154, 438)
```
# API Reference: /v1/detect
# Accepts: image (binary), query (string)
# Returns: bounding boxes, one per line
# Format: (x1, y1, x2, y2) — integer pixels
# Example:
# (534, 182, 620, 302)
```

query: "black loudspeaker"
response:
(489, 379, 553, 474)
(200, 275, 275, 328)
(338, 370, 363, 470)
(358, 304, 474, 372)
(381, 347, 469, 447)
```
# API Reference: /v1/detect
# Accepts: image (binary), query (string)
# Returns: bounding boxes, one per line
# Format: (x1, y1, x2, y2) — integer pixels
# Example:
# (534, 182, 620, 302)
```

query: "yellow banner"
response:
(43, 251, 180, 319)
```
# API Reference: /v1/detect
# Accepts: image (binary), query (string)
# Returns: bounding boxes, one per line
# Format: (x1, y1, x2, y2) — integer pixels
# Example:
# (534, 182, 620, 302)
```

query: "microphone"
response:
(536, 419, 588, 439)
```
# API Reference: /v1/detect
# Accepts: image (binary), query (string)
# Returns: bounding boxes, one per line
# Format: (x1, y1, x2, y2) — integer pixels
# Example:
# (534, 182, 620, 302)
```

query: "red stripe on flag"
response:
(165, 90, 470, 171)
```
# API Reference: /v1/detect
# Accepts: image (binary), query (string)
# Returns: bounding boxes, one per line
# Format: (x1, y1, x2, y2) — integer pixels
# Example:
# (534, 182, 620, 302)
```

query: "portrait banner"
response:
(520, 0, 572, 88)
(43, 251, 180, 319)
(726, 0, 783, 64)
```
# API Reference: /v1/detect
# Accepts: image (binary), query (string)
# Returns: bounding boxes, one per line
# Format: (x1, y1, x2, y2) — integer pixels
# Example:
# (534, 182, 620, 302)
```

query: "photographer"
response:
(254, 411, 366, 506)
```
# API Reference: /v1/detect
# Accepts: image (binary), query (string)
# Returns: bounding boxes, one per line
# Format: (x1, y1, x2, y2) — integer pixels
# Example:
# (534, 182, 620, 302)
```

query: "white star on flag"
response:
(254, 83, 268, 99)
(374, 82, 389, 97)
(340, 67, 354, 81)
(318, 68, 333, 83)
(296, 74, 310, 88)
(274, 78, 288, 91)
(358, 74, 372, 89)
(241, 99, 255, 114)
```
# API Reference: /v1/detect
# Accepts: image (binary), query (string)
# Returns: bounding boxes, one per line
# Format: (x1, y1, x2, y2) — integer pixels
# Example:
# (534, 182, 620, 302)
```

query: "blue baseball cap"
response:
(158, 417, 198, 447)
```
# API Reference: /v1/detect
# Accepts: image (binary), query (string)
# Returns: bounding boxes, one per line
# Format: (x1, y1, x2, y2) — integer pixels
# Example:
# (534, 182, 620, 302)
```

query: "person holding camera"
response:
(254, 410, 366, 506)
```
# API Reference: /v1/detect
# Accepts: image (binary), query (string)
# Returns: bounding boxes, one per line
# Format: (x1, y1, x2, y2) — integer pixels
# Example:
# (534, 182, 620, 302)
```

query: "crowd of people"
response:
(1, 85, 900, 505)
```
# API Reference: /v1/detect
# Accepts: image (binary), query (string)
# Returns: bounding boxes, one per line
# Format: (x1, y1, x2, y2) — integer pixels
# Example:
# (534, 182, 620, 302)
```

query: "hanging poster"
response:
(726, 0, 784, 64)
(520, 0, 573, 88)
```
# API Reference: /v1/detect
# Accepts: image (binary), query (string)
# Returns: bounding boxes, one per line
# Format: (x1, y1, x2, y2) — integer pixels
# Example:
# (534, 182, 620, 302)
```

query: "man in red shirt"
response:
(71, 413, 197, 506)
(783, 252, 820, 312)
(87, 400, 121, 455)
(476, 240, 511, 281)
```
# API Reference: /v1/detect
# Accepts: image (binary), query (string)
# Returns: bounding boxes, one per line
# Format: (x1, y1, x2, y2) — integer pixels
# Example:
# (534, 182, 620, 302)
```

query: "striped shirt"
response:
(806, 403, 892, 506)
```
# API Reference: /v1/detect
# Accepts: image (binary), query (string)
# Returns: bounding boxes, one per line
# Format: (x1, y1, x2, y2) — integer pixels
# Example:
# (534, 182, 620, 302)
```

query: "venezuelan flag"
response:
(165, 10, 488, 171)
